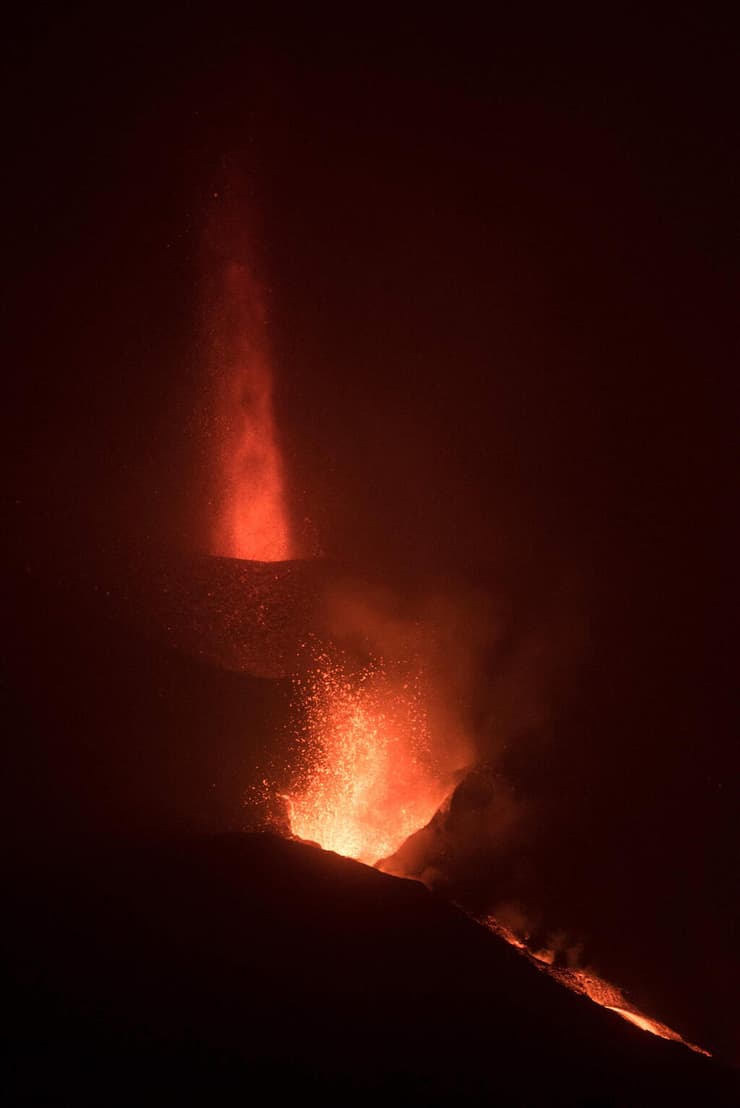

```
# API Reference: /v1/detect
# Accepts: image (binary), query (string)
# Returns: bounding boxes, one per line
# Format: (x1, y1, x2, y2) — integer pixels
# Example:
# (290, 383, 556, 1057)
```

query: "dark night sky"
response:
(6, 11, 736, 571)
(4, 7, 739, 1065)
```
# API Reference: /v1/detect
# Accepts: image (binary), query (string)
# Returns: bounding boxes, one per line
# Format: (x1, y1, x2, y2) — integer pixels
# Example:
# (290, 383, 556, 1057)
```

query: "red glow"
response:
(204, 230, 291, 561)
(285, 657, 456, 865)
(486, 916, 710, 1056)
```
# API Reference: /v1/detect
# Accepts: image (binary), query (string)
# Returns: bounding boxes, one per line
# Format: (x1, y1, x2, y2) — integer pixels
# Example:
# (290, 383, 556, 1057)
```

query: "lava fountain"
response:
(202, 188, 292, 562)
(285, 655, 459, 866)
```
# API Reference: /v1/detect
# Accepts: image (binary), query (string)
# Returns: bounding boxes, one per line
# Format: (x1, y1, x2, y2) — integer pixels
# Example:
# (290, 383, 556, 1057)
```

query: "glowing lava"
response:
(285, 657, 455, 866)
(485, 917, 710, 1056)
(203, 198, 291, 562)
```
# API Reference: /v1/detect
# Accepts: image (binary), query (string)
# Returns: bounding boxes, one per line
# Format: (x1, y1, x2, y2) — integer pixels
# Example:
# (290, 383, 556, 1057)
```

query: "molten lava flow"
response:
(485, 916, 710, 1056)
(204, 197, 291, 562)
(285, 656, 455, 866)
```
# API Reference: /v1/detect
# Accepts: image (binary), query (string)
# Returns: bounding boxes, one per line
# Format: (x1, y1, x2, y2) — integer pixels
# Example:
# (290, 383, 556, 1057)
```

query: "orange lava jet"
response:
(485, 916, 710, 1056)
(285, 656, 456, 866)
(203, 194, 291, 562)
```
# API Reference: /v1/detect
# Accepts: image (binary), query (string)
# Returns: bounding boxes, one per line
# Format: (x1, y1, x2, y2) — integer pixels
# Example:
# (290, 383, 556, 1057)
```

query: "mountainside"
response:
(4, 832, 737, 1105)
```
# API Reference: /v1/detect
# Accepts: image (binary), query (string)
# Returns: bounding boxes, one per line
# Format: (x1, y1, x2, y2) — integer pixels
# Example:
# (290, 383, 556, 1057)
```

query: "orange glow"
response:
(606, 1007, 658, 1032)
(204, 238, 291, 561)
(485, 916, 710, 1056)
(285, 657, 456, 865)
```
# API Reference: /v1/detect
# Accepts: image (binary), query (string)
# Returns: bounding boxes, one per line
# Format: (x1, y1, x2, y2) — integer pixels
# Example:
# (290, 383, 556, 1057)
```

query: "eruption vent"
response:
(203, 189, 291, 562)
(285, 656, 457, 866)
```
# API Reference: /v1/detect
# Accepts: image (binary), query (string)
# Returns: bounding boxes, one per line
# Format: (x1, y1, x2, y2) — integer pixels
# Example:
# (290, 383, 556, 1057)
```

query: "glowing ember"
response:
(285, 656, 455, 865)
(204, 205, 291, 562)
(485, 916, 710, 1056)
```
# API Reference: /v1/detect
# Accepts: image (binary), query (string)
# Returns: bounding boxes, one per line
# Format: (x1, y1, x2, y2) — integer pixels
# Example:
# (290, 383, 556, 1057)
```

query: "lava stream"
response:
(485, 917, 710, 1056)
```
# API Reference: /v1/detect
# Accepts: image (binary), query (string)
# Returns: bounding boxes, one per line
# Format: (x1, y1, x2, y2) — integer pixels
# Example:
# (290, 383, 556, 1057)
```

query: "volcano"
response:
(6, 555, 737, 1104)
(6, 10, 738, 1104)
(5, 831, 738, 1106)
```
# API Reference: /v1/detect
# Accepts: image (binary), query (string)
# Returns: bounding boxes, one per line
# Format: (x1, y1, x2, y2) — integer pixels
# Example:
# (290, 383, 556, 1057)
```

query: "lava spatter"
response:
(285, 655, 455, 866)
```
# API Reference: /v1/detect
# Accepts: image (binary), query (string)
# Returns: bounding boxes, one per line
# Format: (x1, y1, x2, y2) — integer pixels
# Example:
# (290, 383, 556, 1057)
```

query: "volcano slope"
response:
(4, 831, 738, 1106)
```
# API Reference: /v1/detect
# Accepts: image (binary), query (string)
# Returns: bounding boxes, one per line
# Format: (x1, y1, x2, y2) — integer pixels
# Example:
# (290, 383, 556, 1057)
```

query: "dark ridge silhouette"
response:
(4, 832, 738, 1106)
